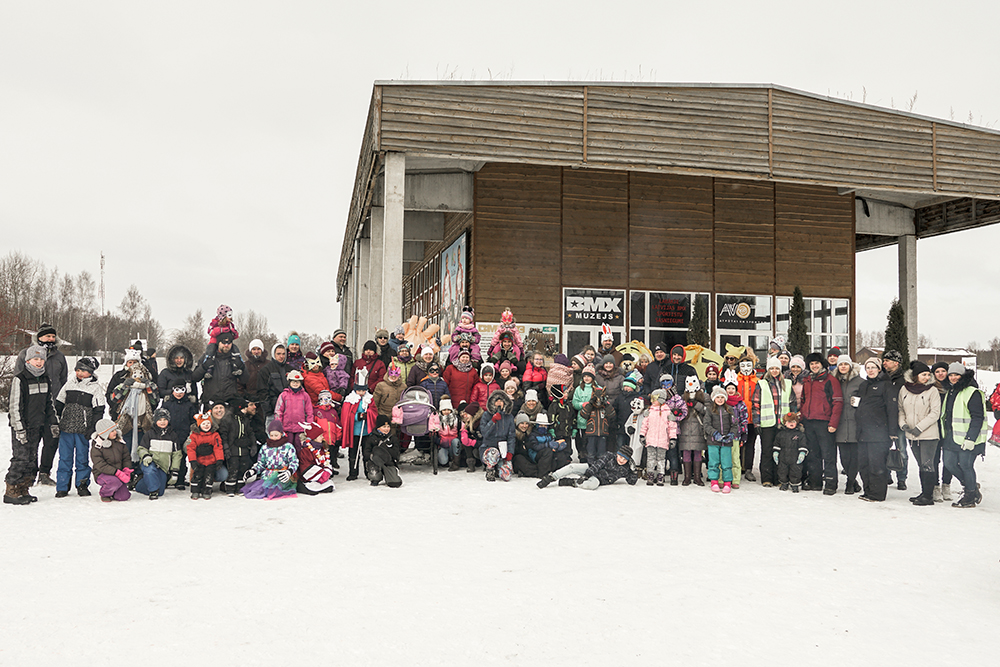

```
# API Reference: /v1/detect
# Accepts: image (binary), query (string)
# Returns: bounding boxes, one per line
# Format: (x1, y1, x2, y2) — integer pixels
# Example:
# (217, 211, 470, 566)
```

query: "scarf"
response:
(454, 359, 473, 373)
(904, 381, 934, 395)
(25, 363, 45, 378)
(726, 394, 742, 408)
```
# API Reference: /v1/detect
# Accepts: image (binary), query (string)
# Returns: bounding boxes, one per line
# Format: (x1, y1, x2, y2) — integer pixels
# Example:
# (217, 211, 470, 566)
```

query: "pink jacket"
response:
(274, 387, 314, 434)
(640, 404, 678, 449)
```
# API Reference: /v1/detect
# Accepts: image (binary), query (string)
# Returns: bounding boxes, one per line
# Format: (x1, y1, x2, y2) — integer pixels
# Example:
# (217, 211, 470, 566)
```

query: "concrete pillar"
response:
(383, 152, 405, 330)
(342, 270, 353, 342)
(357, 236, 371, 346)
(369, 206, 385, 331)
(898, 234, 918, 359)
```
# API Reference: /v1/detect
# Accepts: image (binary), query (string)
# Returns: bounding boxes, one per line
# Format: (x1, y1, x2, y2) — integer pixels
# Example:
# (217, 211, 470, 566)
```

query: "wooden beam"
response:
(768, 88, 773, 178)
(582, 86, 589, 163)
(932, 122, 937, 191)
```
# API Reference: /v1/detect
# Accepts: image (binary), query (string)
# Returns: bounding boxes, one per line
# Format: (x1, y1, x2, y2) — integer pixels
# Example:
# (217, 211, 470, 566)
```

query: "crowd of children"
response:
(4, 308, 993, 509)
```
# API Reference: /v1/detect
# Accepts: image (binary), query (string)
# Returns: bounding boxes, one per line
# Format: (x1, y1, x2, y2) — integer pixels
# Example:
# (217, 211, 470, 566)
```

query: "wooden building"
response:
(337, 83, 1000, 357)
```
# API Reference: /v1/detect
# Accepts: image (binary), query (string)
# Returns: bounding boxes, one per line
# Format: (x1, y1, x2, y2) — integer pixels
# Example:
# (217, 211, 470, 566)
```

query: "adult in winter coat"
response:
(216, 400, 256, 493)
(677, 378, 709, 486)
(752, 356, 798, 487)
(90, 419, 133, 502)
(799, 353, 844, 493)
(642, 344, 671, 398)
(192, 331, 245, 408)
(330, 328, 355, 371)
(478, 390, 515, 482)
(854, 358, 899, 502)
(374, 329, 395, 369)
(261, 343, 292, 420)
(53, 356, 106, 497)
(443, 349, 479, 408)
(12, 323, 68, 488)
(158, 345, 197, 401)
(393, 345, 416, 387)
(469, 363, 501, 412)
(833, 355, 864, 495)
(665, 344, 697, 391)
(489, 332, 524, 377)
(372, 363, 406, 419)
(596, 355, 624, 402)
(406, 346, 436, 387)
(881, 349, 909, 490)
(5, 345, 56, 505)
(239, 339, 271, 441)
(939, 364, 986, 508)
(536, 443, 639, 490)
(897, 360, 942, 506)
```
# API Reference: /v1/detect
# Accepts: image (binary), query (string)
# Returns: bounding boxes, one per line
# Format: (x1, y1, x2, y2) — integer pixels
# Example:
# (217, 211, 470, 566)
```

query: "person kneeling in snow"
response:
(90, 419, 133, 503)
(296, 421, 335, 495)
(241, 420, 298, 499)
(536, 443, 639, 490)
(363, 416, 402, 487)
(135, 408, 181, 500)
(479, 390, 515, 482)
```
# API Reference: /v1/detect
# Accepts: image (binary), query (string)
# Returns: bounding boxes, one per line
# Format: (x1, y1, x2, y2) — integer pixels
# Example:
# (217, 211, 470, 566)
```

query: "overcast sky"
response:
(3, 1, 999, 349)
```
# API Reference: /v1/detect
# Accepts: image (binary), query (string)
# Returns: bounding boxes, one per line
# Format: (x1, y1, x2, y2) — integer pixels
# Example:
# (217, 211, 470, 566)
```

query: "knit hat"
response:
(782, 412, 800, 425)
(599, 354, 615, 368)
(882, 349, 903, 363)
(582, 364, 596, 379)
(554, 353, 570, 366)
(439, 396, 454, 413)
(524, 389, 539, 403)
(653, 343, 667, 354)
(711, 386, 728, 402)
(789, 355, 806, 370)
(36, 323, 57, 341)
(319, 341, 335, 356)
(124, 348, 141, 363)
(376, 415, 392, 430)
(375, 328, 389, 339)
(805, 352, 825, 368)
(286, 369, 304, 383)
(153, 408, 170, 423)
(571, 354, 587, 369)
(651, 388, 667, 404)
(826, 346, 842, 359)
(464, 403, 480, 417)
(504, 379, 518, 392)
(318, 390, 333, 406)
(457, 348, 472, 360)
(498, 360, 513, 374)
(766, 356, 782, 371)
(25, 345, 46, 362)
(931, 361, 949, 373)
(836, 354, 853, 367)
(622, 377, 638, 391)
(195, 413, 213, 429)
(75, 356, 99, 374)
(287, 332, 301, 346)
(947, 362, 966, 376)
(332, 329, 347, 340)
(461, 306, 475, 320)
(480, 362, 495, 379)
(94, 419, 118, 438)
(363, 340, 378, 353)
(215, 304, 232, 320)
(267, 419, 284, 434)
(865, 357, 882, 370)
(705, 362, 719, 376)
(769, 337, 784, 353)
(247, 338, 264, 353)
(420, 346, 434, 358)
(217, 331, 235, 344)
(514, 413, 530, 426)
(617, 443, 633, 460)
(670, 344, 685, 359)
(910, 360, 931, 376)
(171, 380, 187, 394)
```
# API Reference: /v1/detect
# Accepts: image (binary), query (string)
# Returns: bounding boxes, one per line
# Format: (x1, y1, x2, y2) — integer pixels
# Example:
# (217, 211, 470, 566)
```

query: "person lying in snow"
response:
(535, 443, 639, 490)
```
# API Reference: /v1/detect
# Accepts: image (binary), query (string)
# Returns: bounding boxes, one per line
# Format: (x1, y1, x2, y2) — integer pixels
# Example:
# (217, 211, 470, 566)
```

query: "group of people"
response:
(5, 306, 992, 509)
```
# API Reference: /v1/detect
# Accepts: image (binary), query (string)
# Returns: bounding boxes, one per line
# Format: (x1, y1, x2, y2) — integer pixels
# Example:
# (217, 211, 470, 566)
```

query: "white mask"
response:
(739, 361, 754, 376)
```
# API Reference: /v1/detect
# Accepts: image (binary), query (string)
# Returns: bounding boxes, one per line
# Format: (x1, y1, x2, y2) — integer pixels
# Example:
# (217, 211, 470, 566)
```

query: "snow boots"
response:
(910, 471, 936, 506)
(466, 452, 476, 473)
(646, 475, 656, 486)
(941, 483, 952, 501)
(537, 474, 555, 489)
(485, 467, 497, 482)
(557, 477, 577, 487)
(670, 470, 679, 486)
(693, 462, 704, 487)
(77, 483, 91, 497)
(682, 461, 692, 486)
(36, 472, 56, 487)
(953, 485, 982, 508)
(3, 482, 30, 506)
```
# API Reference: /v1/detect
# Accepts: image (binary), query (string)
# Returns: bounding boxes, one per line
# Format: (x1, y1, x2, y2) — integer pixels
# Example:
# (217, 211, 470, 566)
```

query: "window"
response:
(407, 256, 441, 326)
(629, 291, 709, 351)
(775, 296, 849, 354)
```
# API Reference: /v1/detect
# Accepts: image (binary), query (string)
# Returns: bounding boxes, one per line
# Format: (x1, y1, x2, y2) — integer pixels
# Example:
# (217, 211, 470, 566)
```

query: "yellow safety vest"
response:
(759, 377, 793, 428)
(941, 386, 987, 445)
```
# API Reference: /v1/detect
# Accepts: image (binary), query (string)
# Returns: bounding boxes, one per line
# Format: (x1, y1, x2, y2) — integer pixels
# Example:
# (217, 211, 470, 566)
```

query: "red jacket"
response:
(303, 368, 330, 407)
(470, 380, 500, 411)
(801, 370, 844, 429)
(443, 366, 479, 407)
(186, 429, 224, 465)
(522, 363, 548, 387)
(353, 356, 386, 391)
(339, 395, 378, 449)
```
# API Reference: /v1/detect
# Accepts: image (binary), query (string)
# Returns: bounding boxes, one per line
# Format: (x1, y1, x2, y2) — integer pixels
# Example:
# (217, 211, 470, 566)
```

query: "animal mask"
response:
(685, 375, 701, 393)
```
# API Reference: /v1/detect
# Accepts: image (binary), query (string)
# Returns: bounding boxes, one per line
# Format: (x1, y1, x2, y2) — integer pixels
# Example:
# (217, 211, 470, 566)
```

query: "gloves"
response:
(492, 413, 502, 423)
(962, 439, 978, 451)
(504, 452, 513, 462)
(277, 470, 292, 483)
(115, 469, 131, 484)
(241, 469, 257, 483)
(142, 455, 153, 467)
(14, 430, 27, 444)
(796, 451, 806, 465)
(712, 432, 723, 443)
(721, 434, 734, 444)
(906, 426, 922, 438)
(123, 377, 135, 388)
(639, 435, 647, 446)
(669, 439, 677, 449)
(51, 425, 60, 439)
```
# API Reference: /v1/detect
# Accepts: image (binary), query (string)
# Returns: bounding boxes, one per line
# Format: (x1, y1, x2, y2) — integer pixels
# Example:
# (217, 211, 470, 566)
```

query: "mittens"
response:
(241, 469, 257, 483)
(277, 470, 292, 483)
(115, 469, 131, 484)
(492, 413, 502, 422)
(51, 425, 60, 439)
(142, 455, 153, 467)
(504, 452, 513, 462)
(796, 452, 806, 465)
(773, 451, 779, 464)
(318, 470, 331, 483)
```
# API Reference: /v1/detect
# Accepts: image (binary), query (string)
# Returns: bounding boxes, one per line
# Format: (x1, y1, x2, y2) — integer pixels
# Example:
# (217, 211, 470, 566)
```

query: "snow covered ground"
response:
(1, 425, 998, 665)
(1, 358, 998, 665)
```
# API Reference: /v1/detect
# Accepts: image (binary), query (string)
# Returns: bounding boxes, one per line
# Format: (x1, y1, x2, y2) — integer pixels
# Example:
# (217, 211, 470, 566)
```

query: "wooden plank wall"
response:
(473, 163, 562, 321)
(629, 173, 714, 292)
(774, 183, 853, 297)
(713, 179, 775, 295)
(561, 169, 629, 288)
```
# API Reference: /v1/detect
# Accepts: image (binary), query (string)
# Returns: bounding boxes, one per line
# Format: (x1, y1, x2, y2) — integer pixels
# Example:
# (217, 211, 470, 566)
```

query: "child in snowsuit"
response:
(296, 421, 335, 495)
(455, 403, 480, 472)
(340, 370, 378, 480)
(53, 356, 106, 499)
(704, 386, 740, 494)
(479, 390, 515, 482)
(90, 419, 133, 502)
(448, 306, 483, 365)
(435, 396, 460, 467)
(161, 380, 198, 489)
(773, 412, 807, 492)
(135, 408, 181, 499)
(363, 416, 403, 487)
(217, 399, 256, 495)
(640, 389, 678, 487)
(274, 370, 313, 448)
(572, 365, 597, 462)
(241, 420, 298, 499)
(185, 413, 224, 500)
(5, 345, 57, 505)
(537, 443, 639, 490)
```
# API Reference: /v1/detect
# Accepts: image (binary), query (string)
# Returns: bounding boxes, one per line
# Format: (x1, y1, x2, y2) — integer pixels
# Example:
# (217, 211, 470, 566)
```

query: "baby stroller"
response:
(392, 386, 442, 474)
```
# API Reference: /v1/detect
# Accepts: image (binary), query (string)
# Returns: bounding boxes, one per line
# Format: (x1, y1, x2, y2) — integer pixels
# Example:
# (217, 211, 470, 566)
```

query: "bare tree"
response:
(917, 333, 933, 349)
(118, 284, 146, 326)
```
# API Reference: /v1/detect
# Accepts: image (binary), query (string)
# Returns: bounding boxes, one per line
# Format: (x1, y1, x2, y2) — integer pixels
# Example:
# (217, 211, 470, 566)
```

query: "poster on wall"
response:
(439, 233, 467, 335)
(477, 323, 561, 360)
(716, 294, 772, 331)
(648, 292, 693, 329)
(563, 288, 625, 326)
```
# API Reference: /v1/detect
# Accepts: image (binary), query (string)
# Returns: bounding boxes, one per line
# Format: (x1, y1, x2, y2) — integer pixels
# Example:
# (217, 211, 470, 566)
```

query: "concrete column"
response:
(357, 236, 371, 346)
(383, 152, 405, 329)
(898, 234, 918, 359)
(342, 271, 353, 342)
(369, 206, 385, 331)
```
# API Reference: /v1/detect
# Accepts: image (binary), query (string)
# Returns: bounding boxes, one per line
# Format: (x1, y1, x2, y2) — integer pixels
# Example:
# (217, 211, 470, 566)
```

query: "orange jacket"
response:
(737, 373, 758, 417)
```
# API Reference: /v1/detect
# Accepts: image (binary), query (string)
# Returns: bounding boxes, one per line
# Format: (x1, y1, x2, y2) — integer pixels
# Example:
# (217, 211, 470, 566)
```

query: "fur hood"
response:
(950, 368, 978, 393)
(835, 364, 861, 383)
(167, 345, 194, 371)
(487, 389, 512, 415)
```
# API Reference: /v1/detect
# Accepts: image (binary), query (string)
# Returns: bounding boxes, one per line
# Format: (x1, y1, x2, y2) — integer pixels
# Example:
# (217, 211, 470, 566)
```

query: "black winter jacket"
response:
(157, 345, 198, 400)
(585, 450, 639, 486)
(8, 369, 55, 432)
(161, 394, 199, 447)
(855, 371, 898, 443)
(13, 345, 67, 399)
(193, 350, 245, 406)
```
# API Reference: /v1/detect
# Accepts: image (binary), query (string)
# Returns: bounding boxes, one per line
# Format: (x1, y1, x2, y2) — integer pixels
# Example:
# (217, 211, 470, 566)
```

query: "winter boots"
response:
(448, 455, 460, 472)
(656, 474, 665, 487)
(670, 470, 679, 486)
(557, 477, 577, 487)
(3, 482, 30, 506)
(722, 482, 732, 494)
(932, 485, 943, 503)
(693, 462, 704, 487)
(537, 474, 555, 489)
(910, 471, 937, 506)
(36, 472, 56, 487)
(77, 483, 91, 497)
(646, 475, 656, 486)
(710, 480, 720, 493)
(941, 483, 952, 501)
(953, 485, 982, 508)
(682, 461, 692, 486)
(466, 453, 476, 473)
(485, 467, 497, 482)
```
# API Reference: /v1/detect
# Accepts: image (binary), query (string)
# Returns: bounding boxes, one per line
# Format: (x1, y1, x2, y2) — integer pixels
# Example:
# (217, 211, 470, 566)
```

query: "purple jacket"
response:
(323, 355, 350, 396)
